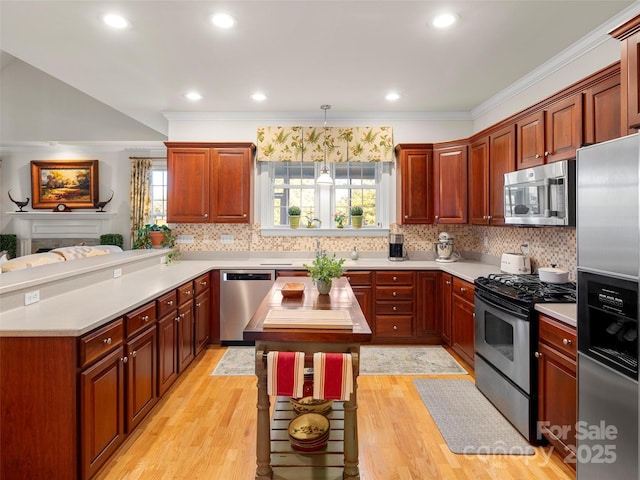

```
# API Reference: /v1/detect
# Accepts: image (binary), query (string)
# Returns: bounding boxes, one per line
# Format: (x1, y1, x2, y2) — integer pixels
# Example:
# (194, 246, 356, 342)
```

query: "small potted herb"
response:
(288, 206, 301, 229)
(303, 252, 346, 294)
(350, 206, 364, 229)
(334, 212, 346, 228)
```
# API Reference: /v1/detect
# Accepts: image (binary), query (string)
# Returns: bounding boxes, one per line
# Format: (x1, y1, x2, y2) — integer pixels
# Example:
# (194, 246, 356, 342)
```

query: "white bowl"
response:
(538, 267, 569, 284)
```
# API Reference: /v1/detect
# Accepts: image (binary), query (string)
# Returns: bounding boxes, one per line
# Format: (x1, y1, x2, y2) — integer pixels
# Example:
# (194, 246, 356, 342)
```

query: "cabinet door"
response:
(167, 147, 211, 223)
(517, 111, 545, 169)
(488, 125, 515, 225)
(416, 271, 439, 342)
(545, 94, 582, 163)
(211, 147, 253, 223)
(451, 295, 475, 367)
(469, 137, 490, 225)
(126, 327, 157, 432)
(157, 312, 178, 397)
(440, 273, 453, 345)
(622, 29, 640, 133)
(584, 74, 621, 144)
(395, 146, 433, 224)
(80, 346, 126, 480)
(195, 289, 211, 355)
(537, 342, 577, 460)
(351, 286, 373, 334)
(434, 144, 468, 224)
(177, 301, 195, 373)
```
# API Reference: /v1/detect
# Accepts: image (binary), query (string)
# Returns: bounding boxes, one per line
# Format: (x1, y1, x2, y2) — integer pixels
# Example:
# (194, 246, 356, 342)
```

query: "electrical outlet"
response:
(160, 256, 167, 264)
(177, 234, 195, 244)
(24, 290, 40, 305)
(521, 242, 530, 255)
(220, 234, 234, 244)
(113, 268, 122, 278)
(483, 235, 489, 248)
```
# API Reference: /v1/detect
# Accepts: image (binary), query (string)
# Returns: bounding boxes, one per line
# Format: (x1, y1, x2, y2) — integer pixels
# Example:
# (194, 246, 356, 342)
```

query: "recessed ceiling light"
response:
(103, 13, 130, 29)
(184, 91, 203, 101)
(211, 13, 237, 29)
(252, 92, 267, 102)
(432, 13, 457, 29)
(385, 92, 400, 101)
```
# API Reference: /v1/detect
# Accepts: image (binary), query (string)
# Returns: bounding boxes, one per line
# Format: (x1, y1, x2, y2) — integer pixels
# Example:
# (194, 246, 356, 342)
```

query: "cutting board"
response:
(263, 309, 352, 329)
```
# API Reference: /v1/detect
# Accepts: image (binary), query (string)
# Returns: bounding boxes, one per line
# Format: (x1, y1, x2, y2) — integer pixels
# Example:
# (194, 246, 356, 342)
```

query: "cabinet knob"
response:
(103, 337, 112, 345)
(487, 215, 492, 220)
(404, 215, 408, 219)
(204, 213, 208, 218)
(535, 154, 541, 158)
(392, 291, 397, 297)
(196, 302, 201, 308)
(121, 356, 128, 363)
(142, 315, 149, 322)
(445, 280, 451, 285)
(460, 287, 467, 292)
(435, 215, 439, 221)
(545, 151, 550, 157)
(243, 213, 247, 217)
(186, 290, 192, 295)
(167, 300, 174, 306)
(562, 338, 572, 346)
(393, 276, 397, 282)
(180, 313, 185, 318)
(176, 316, 181, 323)
(392, 306, 397, 311)
(200, 281, 207, 286)
(347, 276, 351, 282)
(393, 325, 398, 330)
(534, 352, 542, 358)
(131, 351, 137, 358)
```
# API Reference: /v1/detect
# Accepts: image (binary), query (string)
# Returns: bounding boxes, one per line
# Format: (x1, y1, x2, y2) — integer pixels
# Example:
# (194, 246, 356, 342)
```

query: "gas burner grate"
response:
(478, 273, 576, 304)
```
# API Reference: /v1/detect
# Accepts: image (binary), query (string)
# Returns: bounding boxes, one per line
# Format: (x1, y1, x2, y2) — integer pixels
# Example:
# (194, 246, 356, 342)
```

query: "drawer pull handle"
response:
(121, 356, 128, 363)
(131, 351, 137, 358)
(180, 313, 185, 318)
(562, 338, 573, 346)
(185, 290, 192, 295)
(392, 306, 397, 311)
(196, 302, 201, 307)
(393, 325, 398, 330)
(392, 291, 397, 297)
(103, 337, 112, 345)
(200, 281, 207, 286)
(167, 300, 174, 306)
(393, 276, 398, 282)
(445, 280, 451, 285)
(142, 315, 149, 322)
(534, 352, 542, 358)
(176, 316, 181, 323)
(460, 287, 467, 292)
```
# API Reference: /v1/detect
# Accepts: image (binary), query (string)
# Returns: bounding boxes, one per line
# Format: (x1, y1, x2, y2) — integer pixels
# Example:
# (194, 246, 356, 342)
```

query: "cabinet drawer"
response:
(178, 282, 194, 306)
(125, 301, 157, 338)
(79, 318, 125, 368)
(157, 290, 177, 318)
(539, 314, 577, 359)
(375, 286, 414, 300)
(375, 315, 413, 337)
(375, 271, 414, 285)
(452, 277, 474, 303)
(194, 273, 210, 295)
(344, 271, 372, 286)
(375, 301, 413, 315)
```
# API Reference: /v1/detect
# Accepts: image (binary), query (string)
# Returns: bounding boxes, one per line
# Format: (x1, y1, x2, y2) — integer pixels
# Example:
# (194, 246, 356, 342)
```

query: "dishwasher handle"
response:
(223, 272, 274, 281)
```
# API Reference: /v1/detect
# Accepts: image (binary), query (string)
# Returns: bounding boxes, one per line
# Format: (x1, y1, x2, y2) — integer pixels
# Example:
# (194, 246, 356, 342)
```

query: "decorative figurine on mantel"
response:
(93, 190, 114, 212)
(7, 190, 29, 212)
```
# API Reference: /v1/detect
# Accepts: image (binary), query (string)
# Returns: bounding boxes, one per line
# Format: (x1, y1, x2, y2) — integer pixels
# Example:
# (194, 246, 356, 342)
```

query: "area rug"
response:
(413, 378, 535, 455)
(211, 345, 467, 376)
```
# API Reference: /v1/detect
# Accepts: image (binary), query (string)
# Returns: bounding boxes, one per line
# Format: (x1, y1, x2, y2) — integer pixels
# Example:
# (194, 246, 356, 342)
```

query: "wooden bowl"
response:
(288, 413, 330, 451)
(281, 283, 305, 298)
(289, 396, 333, 415)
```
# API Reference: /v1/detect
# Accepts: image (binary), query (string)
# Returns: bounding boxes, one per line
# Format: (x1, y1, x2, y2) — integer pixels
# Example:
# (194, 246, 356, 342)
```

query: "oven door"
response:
(474, 290, 531, 394)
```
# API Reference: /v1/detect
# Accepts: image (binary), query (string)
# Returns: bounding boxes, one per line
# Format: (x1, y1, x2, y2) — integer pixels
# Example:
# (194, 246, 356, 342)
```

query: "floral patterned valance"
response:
(256, 126, 394, 162)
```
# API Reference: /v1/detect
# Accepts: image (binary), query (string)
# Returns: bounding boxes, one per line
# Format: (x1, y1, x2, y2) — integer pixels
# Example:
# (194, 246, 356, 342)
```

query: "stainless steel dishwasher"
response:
(219, 270, 276, 345)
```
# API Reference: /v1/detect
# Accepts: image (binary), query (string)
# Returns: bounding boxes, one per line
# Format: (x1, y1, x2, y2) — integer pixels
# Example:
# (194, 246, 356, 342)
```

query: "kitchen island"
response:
(244, 276, 372, 480)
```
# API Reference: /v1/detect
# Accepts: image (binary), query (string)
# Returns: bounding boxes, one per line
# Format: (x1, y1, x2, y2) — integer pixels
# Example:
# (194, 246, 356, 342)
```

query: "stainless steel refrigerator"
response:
(576, 133, 639, 479)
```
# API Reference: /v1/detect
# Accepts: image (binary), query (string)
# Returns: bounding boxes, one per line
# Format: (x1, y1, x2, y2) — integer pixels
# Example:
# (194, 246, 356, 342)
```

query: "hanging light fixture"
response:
(316, 104, 334, 185)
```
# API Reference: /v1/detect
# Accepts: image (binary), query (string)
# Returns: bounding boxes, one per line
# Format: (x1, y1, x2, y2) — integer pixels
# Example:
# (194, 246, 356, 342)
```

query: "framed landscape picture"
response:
(30, 160, 99, 209)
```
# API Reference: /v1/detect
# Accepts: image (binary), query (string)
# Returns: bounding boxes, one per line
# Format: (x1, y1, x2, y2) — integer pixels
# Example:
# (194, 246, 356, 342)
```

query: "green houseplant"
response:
(288, 206, 301, 229)
(350, 206, 363, 229)
(334, 212, 346, 228)
(303, 252, 345, 294)
(99, 233, 124, 250)
(133, 224, 175, 250)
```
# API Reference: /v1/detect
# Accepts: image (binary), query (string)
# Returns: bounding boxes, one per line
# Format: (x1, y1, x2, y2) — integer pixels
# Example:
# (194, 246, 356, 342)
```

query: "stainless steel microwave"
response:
(504, 160, 575, 226)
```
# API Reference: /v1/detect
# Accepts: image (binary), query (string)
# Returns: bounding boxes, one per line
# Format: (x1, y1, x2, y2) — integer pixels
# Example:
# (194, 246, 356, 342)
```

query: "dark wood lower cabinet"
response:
(195, 289, 211, 354)
(157, 311, 179, 397)
(177, 301, 195, 373)
(126, 327, 157, 432)
(450, 277, 475, 367)
(416, 271, 439, 343)
(439, 273, 453, 345)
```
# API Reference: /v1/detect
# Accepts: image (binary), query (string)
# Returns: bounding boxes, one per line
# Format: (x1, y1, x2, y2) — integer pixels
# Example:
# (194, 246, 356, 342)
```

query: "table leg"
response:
(343, 353, 360, 480)
(255, 348, 272, 480)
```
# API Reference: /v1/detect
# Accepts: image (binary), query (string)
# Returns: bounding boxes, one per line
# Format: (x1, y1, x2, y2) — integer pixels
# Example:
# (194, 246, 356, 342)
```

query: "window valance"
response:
(256, 126, 394, 162)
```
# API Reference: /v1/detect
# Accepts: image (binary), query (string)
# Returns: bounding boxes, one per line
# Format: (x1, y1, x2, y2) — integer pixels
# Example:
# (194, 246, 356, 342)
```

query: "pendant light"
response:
(316, 104, 334, 185)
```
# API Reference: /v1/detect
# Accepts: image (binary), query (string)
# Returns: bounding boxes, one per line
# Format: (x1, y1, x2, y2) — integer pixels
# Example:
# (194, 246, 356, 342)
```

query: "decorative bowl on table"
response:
(288, 412, 330, 451)
(281, 282, 305, 298)
(289, 396, 333, 415)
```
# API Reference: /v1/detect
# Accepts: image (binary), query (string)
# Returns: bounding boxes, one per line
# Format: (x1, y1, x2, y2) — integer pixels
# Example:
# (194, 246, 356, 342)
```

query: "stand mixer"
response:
(435, 232, 460, 263)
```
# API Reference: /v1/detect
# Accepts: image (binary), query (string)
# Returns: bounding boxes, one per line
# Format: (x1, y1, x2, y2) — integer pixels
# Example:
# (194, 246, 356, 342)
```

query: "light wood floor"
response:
(95, 346, 576, 480)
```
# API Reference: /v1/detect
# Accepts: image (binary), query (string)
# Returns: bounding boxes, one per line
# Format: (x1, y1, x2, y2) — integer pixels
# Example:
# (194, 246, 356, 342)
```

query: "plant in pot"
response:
(303, 252, 345, 295)
(350, 206, 363, 229)
(334, 212, 346, 228)
(288, 206, 301, 229)
(133, 224, 174, 250)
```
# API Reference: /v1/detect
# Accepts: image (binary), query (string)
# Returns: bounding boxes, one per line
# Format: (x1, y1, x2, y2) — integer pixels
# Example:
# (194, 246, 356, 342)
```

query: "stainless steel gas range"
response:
(473, 273, 576, 443)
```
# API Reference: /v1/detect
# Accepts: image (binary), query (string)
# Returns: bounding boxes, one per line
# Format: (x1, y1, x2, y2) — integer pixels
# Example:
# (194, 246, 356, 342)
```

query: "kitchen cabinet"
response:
(177, 281, 195, 373)
(166, 142, 255, 224)
(487, 125, 515, 225)
(517, 111, 545, 169)
(439, 273, 453, 345)
(345, 270, 374, 334)
(611, 15, 640, 134)
(469, 137, 490, 225)
(433, 143, 468, 224)
(536, 314, 577, 468)
(584, 72, 621, 144)
(374, 271, 415, 341)
(157, 289, 179, 397)
(194, 272, 211, 355)
(395, 144, 433, 224)
(451, 277, 475, 367)
(416, 271, 439, 343)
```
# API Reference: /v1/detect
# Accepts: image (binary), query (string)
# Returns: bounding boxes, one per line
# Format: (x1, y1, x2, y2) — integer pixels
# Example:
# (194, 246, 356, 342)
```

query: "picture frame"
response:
(30, 160, 99, 209)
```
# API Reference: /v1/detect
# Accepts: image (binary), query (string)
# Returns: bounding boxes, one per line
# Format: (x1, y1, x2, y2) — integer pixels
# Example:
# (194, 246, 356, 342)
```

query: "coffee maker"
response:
(388, 233, 405, 261)
(435, 232, 460, 263)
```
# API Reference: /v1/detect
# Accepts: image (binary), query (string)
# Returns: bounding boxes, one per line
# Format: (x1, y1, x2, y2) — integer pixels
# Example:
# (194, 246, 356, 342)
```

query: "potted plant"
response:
(288, 206, 301, 228)
(334, 212, 346, 228)
(303, 252, 345, 294)
(350, 206, 363, 229)
(133, 224, 175, 250)
(99, 233, 124, 249)
(305, 211, 321, 228)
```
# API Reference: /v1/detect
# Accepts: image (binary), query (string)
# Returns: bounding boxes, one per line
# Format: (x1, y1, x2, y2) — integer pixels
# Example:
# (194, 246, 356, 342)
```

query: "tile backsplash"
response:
(172, 223, 577, 280)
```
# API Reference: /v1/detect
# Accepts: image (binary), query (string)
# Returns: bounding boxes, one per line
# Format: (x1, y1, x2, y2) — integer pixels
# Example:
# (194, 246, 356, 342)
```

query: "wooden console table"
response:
(243, 277, 372, 480)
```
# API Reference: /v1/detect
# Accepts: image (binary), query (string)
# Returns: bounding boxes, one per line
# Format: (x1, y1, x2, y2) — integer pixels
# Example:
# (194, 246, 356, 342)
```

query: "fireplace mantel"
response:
(5, 211, 117, 256)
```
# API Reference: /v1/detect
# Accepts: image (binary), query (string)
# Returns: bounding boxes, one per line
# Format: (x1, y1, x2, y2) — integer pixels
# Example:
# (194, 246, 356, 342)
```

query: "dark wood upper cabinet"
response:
(610, 15, 640, 135)
(516, 110, 545, 169)
(545, 93, 583, 163)
(487, 125, 515, 225)
(433, 143, 468, 224)
(469, 137, 490, 225)
(584, 73, 621, 144)
(395, 144, 433, 224)
(167, 147, 211, 223)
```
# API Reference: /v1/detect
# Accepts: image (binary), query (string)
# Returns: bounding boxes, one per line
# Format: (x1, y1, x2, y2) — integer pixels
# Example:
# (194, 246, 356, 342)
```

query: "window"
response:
(150, 160, 168, 225)
(261, 161, 390, 231)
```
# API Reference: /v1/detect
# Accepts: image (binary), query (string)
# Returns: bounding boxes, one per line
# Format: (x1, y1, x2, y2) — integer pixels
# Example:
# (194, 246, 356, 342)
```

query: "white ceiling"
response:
(1, 0, 639, 137)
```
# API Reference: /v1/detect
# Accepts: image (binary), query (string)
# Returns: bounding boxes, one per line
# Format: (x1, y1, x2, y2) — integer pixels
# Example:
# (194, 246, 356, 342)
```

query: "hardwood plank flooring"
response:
(94, 346, 576, 480)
